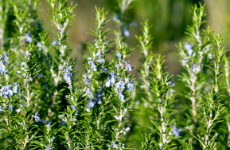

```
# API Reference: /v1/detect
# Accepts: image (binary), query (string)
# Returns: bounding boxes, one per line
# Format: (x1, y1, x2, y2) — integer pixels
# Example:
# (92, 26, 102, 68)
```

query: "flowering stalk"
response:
(108, 39, 134, 149)
(177, 3, 214, 124)
(5, 46, 40, 149)
(46, 0, 76, 119)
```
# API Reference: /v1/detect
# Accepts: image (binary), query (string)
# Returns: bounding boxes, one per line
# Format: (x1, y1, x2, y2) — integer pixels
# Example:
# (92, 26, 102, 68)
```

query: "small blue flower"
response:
(170, 81, 175, 87)
(45, 146, 51, 150)
(34, 112, 40, 121)
(119, 91, 124, 101)
(13, 82, 18, 93)
(113, 14, 119, 21)
(0, 61, 6, 73)
(111, 77, 115, 84)
(9, 104, 13, 112)
(132, 21, 137, 27)
(1, 86, 13, 98)
(102, 68, 107, 73)
(16, 108, 22, 113)
(64, 72, 71, 84)
(40, 120, 51, 125)
(87, 100, 95, 108)
(88, 61, 97, 71)
(96, 88, 102, 98)
(192, 63, 197, 73)
(172, 126, 183, 136)
(86, 88, 93, 99)
(4, 52, 9, 63)
(185, 42, 193, 56)
(8, 86, 13, 96)
(52, 40, 59, 45)
(105, 78, 111, 87)
(98, 55, 105, 63)
(123, 27, 130, 37)
(128, 81, 134, 91)
(113, 142, 118, 149)
(181, 59, 188, 66)
(120, 81, 125, 90)
(37, 42, 44, 51)
(83, 74, 90, 86)
(115, 81, 120, 89)
(110, 71, 116, 84)
(125, 61, 132, 71)
(97, 98, 102, 105)
(117, 52, 122, 59)
(25, 33, 32, 43)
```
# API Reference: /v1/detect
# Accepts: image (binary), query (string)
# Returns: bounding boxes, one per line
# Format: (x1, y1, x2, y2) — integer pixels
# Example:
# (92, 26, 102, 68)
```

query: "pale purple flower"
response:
(125, 61, 132, 71)
(132, 21, 137, 27)
(13, 82, 18, 93)
(64, 72, 71, 84)
(37, 42, 43, 48)
(117, 52, 122, 59)
(34, 112, 40, 121)
(114, 115, 120, 120)
(185, 42, 193, 56)
(110, 71, 116, 84)
(40, 120, 51, 125)
(97, 98, 102, 105)
(181, 59, 188, 66)
(52, 40, 58, 45)
(192, 63, 197, 73)
(25, 33, 32, 43)
(88, 61, 97, 71)
(115, 81, 121, 89)
(16, 108, 22, 113)
(9, 104, 13, 112)
(111, 76, 115, 84)
(120, 81, 125, 90)
(102, 68, 107, 73)
(172, 127, 183, 136)
(1, 86, 13, 98)
(113, 142, 118, 149)
(7, 85, 13, 96)
(127, 81, 134, 91)
(123, 27, 130, 37)
(0, 61, 6, 73)
(97, 55, 105, 63)
(119, 91, 124, 101)
(170, 81, 175, 87)
(113, 14, 119, 21)
(87, 100, 95, 108)
(110, 71, 115, 76)
(61, 120, 66, 126)
(86, 88, 93, 99)
(96, 88, 102, 98)
(105, 78, 111, 87)
(45, 146, 51, 150)
(83, 78, 90, 87)
(4, 52, 9, 63)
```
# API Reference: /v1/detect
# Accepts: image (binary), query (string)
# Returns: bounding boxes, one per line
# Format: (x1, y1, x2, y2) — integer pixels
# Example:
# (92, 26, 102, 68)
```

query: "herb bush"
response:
(0, 0, 229, 149)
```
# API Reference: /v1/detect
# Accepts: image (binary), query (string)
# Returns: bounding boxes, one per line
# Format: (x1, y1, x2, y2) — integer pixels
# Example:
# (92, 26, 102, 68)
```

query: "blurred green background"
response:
(37, 0, 230, 148)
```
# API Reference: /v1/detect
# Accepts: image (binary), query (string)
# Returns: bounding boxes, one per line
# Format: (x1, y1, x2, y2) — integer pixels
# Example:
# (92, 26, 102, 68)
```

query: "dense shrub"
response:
(0, 0, 229, 149)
